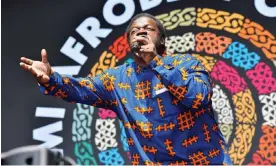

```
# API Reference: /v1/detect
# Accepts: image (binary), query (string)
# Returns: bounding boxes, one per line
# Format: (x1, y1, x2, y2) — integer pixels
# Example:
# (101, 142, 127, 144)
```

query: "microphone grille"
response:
(131, 42, 140, 52)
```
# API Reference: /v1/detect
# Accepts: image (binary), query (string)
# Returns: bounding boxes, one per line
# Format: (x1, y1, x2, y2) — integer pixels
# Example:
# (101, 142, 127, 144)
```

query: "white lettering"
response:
(33, 107, 65, 156)
(33, 121, 63, 154)
(255, 0, 276, 17)
(60, 36, 87, 65)
(140, 0, 162, 11)
(35, 107, 65, 118)
(76, 17, 112, 48)
(103, 0, 135, 25)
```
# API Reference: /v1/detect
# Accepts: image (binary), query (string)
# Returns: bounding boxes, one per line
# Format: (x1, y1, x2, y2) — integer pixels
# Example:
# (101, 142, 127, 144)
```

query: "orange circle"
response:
(271, 45, 276, 53)
(247, 27, 255, 35)
(259, 36, 267, 43)
(216, 17, 224, 23)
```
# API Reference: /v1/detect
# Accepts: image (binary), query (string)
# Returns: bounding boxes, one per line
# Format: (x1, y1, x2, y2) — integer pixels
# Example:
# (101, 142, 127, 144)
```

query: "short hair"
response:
(126, 13, 166, 45)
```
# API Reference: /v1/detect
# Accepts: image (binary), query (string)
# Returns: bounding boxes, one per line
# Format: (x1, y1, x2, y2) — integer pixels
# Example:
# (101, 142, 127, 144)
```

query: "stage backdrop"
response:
(2, 0, 276, 165)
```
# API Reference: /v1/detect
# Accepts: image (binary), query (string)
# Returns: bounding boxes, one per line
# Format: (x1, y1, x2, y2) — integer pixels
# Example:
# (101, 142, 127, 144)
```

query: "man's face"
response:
(129, 17, 162, 53)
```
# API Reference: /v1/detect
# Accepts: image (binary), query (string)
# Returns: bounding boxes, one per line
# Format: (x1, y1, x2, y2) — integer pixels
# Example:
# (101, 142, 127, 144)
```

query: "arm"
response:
(19, 49, 117, 110)
(39, 70, 118, 109)
(149, 54, 213, 108)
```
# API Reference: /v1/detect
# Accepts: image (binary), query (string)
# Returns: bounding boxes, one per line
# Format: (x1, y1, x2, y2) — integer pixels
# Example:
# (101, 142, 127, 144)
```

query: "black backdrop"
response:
(2, 0, 276, 165)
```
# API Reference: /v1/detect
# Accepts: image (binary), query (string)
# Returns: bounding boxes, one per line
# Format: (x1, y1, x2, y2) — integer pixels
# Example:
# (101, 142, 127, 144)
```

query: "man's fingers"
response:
(20, 57, 33, 65)
(140, 45, 149, 49)
(140, 45, 153, 53)
(20, 62, 38, 76)
(37, 73, 42, 77)
(20, 62, 31, 70)
(41, 49, 48, 63)
(140, 48, 152, 53)
(37, 73, 43, 79)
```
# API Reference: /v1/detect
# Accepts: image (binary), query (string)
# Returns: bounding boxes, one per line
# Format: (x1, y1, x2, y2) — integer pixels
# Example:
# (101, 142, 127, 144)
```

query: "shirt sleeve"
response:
(148, 54, 213, 108)
(39, 69, 118, 110)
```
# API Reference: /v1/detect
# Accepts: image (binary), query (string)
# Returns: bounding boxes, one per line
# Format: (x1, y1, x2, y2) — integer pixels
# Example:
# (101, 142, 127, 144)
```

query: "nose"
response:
(136, 28, 147, 36)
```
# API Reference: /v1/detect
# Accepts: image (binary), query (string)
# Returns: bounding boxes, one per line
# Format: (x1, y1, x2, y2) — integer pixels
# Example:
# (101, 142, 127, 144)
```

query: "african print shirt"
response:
(40, 54, 232, 165)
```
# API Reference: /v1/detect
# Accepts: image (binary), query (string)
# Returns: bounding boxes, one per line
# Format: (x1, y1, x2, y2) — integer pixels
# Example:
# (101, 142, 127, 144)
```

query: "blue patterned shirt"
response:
(40, 54, 232, 165)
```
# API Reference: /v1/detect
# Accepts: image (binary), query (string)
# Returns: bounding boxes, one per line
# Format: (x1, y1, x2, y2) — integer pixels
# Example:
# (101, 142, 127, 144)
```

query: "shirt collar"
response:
(132, 62, 150, 74)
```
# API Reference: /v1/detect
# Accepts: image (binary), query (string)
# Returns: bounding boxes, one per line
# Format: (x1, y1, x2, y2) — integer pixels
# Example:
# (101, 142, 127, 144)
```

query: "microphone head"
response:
(131, 42, 140, 52)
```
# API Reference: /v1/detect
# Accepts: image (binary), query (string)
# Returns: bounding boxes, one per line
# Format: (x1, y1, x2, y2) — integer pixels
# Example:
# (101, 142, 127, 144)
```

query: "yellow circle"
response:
(231, 20, 238, 28)
(202, 14, 210, 21)
(185, 14, 191, 20)
(172, 16, 178, 22)
(104, 59, 111, 64)
(216, 17, 224, 23)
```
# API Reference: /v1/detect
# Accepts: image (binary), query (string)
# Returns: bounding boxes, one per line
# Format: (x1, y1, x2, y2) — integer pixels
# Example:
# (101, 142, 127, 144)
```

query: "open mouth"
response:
(139, 35, 148, 40)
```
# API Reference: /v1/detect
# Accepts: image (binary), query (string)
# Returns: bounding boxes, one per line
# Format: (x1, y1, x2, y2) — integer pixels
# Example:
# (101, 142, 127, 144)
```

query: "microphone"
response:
(131, 41, 140, 52)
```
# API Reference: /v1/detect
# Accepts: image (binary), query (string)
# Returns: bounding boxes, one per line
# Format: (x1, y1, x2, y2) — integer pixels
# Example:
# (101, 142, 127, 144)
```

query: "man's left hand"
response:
(132, 36, 157, 64)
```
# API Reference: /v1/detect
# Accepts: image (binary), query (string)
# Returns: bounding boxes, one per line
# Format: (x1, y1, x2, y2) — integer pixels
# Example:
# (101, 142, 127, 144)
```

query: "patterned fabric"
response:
(40, 54, 232, 165)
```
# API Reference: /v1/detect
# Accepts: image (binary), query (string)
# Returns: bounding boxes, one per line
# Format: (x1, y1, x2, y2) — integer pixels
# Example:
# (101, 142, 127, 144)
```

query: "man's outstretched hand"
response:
(20, 49, 54, 84)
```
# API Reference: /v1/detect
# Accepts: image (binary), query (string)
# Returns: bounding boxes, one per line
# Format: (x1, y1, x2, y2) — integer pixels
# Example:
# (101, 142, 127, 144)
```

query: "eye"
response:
(131, 28, 138, 34)
(146, 26, 154, 31)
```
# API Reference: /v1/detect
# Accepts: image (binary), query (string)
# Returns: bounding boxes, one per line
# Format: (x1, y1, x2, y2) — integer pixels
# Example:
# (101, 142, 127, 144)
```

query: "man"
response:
(20, 13, 232, 165)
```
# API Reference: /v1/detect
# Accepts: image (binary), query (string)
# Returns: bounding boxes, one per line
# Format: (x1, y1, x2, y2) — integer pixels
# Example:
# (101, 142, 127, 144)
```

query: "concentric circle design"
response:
(72, 7, 276, 165)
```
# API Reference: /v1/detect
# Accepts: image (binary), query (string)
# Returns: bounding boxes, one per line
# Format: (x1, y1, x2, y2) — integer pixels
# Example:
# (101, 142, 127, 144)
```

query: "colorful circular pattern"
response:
(72, 7, 276, 165)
